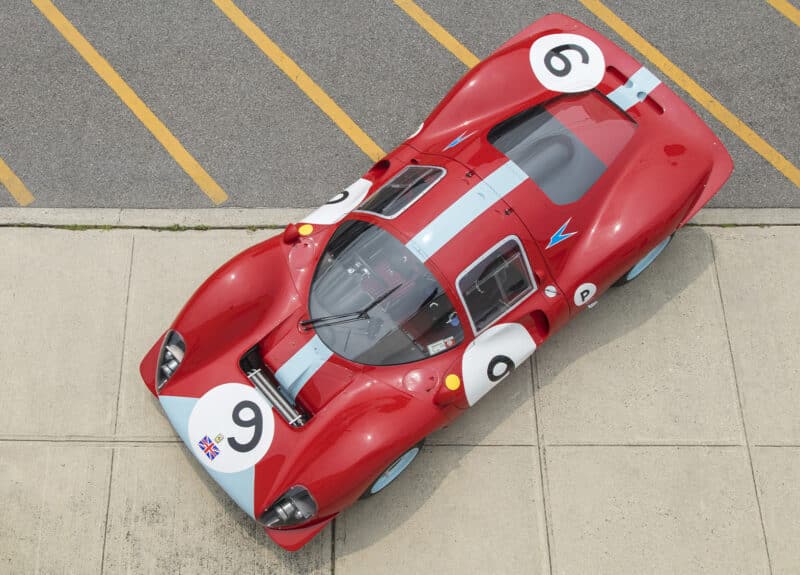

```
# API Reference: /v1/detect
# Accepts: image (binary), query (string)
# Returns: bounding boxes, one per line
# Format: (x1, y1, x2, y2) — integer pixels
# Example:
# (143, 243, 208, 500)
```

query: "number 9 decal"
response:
(227, 400, 263, 453)
(188, 383, 275, 473)
(529, 33, 605, 93)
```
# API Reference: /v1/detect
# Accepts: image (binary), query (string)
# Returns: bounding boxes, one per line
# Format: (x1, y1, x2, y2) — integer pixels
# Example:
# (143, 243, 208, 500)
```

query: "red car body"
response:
(140, 14, 732, 551)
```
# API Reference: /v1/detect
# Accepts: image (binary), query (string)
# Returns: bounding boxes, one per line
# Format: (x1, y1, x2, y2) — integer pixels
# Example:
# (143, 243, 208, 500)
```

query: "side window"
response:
(357, 165, 445, 218)
(457, 237, 536, 333)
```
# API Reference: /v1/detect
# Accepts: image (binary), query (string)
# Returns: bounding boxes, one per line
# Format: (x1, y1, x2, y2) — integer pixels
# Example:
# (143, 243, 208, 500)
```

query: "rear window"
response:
(358, 165, 445, 218)
(488, 91, 636, 205)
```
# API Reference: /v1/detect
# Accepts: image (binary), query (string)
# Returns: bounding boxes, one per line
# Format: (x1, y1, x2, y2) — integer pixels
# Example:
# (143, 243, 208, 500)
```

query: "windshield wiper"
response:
(300, 284, 403, 331)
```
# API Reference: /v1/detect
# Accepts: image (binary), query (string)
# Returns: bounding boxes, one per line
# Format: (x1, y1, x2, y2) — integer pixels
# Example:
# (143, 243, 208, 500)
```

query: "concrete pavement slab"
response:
(103, 444, 330, 574)
(689, 208, 800, 226)
(117, 207, 308, 228)
(752, 447, 800, 575)
(0, 443, 111, 574)
(115, 229, 276, 439)
(0, 228, 132, 437)
(545, 445, 770, 575)
(335, 445, 548, 575)
(429, 359, 537, 445)
(0, 207, 123, 226)
(536, 227, 743, 445)
(711, 227, 800, 444)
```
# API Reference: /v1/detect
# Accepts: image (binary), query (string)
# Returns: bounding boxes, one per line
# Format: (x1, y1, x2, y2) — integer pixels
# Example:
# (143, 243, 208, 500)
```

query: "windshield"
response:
(308, 220, 464, 365)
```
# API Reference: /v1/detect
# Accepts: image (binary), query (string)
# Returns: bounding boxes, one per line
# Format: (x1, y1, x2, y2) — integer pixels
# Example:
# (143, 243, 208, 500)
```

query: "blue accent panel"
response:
(406, 161, 527, 261)
(206, 467, 256, 518)
(160, 395, 256, 518)
(370, 447, 420, 494)
(159, 395, 197, 444)
(607, 67, 661, 111)
(626, 235, 671, 280)
(546, 218, 577, 249)
(274, 335, 333, 401)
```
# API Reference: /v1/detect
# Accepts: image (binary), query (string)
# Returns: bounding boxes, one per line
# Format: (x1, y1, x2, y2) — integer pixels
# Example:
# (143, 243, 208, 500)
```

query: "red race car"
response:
(140, 14, 732, 551)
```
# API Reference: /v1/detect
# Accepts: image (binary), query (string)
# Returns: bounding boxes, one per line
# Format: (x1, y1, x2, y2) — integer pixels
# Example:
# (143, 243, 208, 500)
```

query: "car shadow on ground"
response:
(327, 227, 715, 557)
(534, 226, 715, 388)
(185, 226, 714, 563)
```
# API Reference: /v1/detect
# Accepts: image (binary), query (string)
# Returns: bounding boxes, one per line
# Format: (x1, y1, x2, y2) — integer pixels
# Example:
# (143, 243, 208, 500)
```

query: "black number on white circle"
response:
(487, 355, 514, 382)
(326, 190, 349, 205)
(544, 44, 590, 78)
(227, 400, 263, 453)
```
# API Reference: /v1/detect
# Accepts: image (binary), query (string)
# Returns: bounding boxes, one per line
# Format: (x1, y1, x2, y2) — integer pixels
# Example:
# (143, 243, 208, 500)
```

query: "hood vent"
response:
(241, 348, 307, 427)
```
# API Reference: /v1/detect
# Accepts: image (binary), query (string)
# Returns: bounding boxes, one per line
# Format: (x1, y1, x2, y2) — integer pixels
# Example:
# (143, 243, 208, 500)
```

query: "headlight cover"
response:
(259, 486, 317, 529)
(156, 330, 185, 392)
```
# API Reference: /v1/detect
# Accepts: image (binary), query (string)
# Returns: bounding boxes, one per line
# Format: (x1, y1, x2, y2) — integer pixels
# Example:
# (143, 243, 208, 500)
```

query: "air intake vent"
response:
(240, 348, 307, 427)
(605, 66, 664, 115)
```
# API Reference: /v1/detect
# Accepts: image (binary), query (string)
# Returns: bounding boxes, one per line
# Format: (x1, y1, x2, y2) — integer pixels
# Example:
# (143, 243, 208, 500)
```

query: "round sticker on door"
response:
(187, 383, 275, 474)
(530, 33, 605, 93)
(574, 282, 597, 306)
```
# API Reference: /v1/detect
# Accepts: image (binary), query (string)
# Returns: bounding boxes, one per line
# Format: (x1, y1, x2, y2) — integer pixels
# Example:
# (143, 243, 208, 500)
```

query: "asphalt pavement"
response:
(0, 0, 798, 208)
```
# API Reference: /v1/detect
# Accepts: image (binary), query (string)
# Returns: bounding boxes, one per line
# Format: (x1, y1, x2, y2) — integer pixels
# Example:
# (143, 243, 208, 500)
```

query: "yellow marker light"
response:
(445, 374, 461, 391)
(298, 224, 314, 236)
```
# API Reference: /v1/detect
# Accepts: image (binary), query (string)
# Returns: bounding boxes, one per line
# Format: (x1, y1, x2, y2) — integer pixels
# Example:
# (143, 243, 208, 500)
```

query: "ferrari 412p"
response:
(140, 14, 733, 550)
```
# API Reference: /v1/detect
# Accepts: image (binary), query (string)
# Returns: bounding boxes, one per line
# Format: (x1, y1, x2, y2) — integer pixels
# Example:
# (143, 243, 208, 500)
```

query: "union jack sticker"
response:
(198, 435, 220, 461)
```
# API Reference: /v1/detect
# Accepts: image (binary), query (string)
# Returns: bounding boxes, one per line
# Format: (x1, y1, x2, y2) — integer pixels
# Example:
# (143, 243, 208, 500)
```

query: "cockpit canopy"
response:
(309, 220, 464, 365)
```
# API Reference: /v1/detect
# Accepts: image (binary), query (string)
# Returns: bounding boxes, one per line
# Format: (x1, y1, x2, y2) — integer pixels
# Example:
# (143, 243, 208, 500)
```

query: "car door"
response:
(439, 207, 569, 406)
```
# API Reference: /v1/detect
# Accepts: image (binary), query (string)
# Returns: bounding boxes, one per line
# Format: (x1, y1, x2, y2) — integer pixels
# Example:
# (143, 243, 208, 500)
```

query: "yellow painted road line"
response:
(32, 0, 228, 204)
(213, 0, 385, 162)
(0, 157, 35, 206)
(394, 0, 480, 68)
(579, 0, 800, 188)
(765, 0, 800, 26)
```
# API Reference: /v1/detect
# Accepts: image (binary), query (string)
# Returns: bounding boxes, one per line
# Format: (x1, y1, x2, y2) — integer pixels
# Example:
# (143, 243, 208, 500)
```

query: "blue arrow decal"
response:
(443, 130, 476, 151)
(547, 218, 577, 249)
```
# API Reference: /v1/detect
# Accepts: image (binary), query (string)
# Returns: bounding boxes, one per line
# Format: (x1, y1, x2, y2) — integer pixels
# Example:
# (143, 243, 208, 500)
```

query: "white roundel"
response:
(530, 33, 605, 93)
(574, 282, 597, 306)
(187, 383, 275, 474)
(462, 323, 537, 406)
(302, 178, 372, 225)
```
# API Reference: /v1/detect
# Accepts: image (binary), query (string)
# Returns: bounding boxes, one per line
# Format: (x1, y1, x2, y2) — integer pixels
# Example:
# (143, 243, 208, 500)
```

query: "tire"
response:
(361, 441, 425, 499)
(614, 234, 673, 287)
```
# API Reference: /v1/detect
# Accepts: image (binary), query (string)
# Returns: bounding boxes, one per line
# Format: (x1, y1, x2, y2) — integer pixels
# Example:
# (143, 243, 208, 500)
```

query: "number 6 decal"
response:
(530, 33, 605, 93)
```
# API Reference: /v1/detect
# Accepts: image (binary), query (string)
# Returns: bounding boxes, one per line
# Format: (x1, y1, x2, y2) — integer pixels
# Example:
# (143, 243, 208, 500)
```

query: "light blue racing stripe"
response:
(405, 161, 527, 261)
(607, 67, 661, 111)
(206, 466, 256, 518)
(274, 334, 333, 402)
(160, 394, 257, 517)
(159, 395, 197, 444)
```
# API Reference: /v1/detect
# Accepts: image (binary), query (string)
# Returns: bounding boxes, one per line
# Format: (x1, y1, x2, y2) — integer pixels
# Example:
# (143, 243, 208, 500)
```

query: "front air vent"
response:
(240, 348, 307, 427)
(605, 65, 664, 115)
